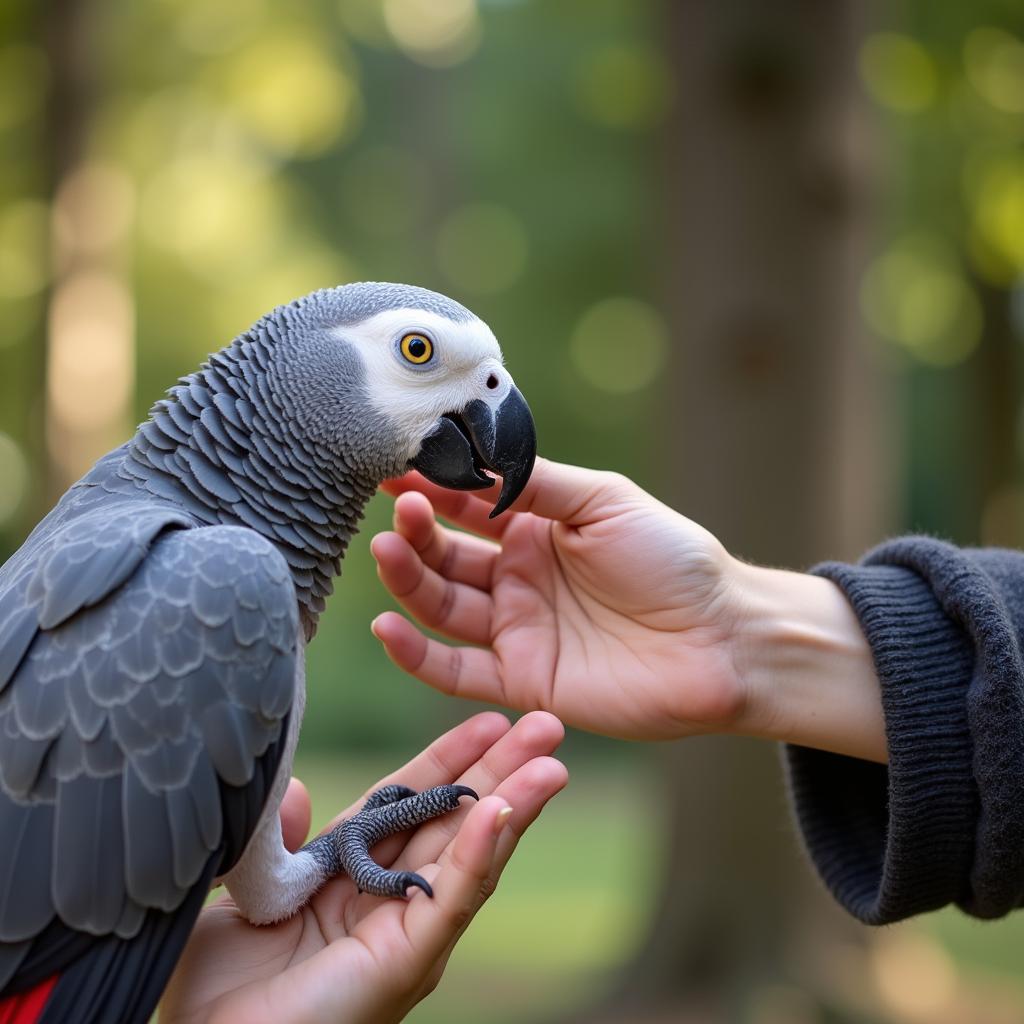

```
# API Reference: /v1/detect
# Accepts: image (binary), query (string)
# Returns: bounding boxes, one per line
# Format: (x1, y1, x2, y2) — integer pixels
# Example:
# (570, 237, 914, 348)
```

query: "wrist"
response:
(729, 559, 888, 763)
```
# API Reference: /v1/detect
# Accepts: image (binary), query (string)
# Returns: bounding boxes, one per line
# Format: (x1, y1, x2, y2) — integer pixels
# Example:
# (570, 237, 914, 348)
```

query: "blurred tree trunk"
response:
(42, 0, 136, 501)
(970, 280, 1023, 549)
(42, 0, 93, 507)
(569, 2, 891, 1021)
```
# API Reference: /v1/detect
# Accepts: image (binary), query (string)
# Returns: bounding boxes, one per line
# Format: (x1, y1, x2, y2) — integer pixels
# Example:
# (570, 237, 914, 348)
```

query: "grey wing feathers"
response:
(26, 505, 194, 632)
(0, 522, 298, 949)
(0, 495, 193, 696)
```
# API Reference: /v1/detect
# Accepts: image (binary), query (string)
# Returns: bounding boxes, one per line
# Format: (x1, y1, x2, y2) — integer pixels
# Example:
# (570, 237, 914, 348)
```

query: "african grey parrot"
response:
(0, 283, 537, 1023)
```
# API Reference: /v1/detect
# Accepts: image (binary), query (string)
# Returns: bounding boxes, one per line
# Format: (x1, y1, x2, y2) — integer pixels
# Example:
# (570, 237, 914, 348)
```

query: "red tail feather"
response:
(0, 976, 58, 1024)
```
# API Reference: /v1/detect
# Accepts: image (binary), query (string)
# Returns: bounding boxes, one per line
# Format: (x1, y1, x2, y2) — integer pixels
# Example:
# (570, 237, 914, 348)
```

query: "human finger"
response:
(382, 472, 512, 539)
(394, 795, 510, 964)
(280, 777, 312, 852)
(396, 746, 567, 878)
(370, 611, 514, 706)
(353, 712, 563, 882)
(397, 753, 568, 989)
(319, 712, 511, 834)
(390, 491, 499, 589)
(385, 457, 632, 530)
(417, 754, 568, 1000)
(419, 754, 568, 986)
(370, 531, 494, 645)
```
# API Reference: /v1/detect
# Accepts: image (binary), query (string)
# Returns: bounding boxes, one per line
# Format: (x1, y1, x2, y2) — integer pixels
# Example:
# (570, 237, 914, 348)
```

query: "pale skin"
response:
(161, 710, 567, 1024)
(162, 458, 886, 1022)
(370, 458, 888, 765)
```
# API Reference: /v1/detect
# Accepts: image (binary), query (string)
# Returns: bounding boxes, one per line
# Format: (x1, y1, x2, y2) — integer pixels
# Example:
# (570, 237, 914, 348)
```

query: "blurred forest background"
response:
(1, 0, 1023, 1022)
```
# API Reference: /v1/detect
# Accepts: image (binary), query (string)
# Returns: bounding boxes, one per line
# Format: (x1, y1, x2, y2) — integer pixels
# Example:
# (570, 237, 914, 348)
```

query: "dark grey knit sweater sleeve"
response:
(784, 537, 1024, 925)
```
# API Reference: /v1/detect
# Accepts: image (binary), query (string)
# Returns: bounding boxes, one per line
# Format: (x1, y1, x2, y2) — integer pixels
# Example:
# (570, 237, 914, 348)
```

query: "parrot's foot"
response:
(361, 783, 419, 810)
(303, 783, 478, 899)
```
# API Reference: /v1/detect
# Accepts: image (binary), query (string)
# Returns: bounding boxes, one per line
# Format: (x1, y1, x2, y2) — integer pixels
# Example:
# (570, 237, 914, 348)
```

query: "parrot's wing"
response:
(0, 493, 196, 694)
(0, 519, 298, 1024)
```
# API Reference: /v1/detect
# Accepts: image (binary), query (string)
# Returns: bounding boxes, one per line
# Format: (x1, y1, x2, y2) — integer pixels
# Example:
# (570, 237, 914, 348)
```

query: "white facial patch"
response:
(331, 308, 513, 461)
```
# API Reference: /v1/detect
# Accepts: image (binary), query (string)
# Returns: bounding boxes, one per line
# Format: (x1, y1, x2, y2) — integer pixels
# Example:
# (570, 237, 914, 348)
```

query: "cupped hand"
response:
(370, 459, 749, 741)
(160, 711, 567, 1024)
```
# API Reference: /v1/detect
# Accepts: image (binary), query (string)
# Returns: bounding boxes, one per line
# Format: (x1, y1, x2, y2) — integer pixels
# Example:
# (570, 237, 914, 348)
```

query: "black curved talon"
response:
(330, 782, 483, 899)
(402, 873, 434, 899)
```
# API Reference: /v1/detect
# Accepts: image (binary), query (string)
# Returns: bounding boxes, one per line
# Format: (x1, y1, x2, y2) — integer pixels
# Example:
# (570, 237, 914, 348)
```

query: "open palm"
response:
(161, 712, 567, 1024)
(371, 460, 748, 740)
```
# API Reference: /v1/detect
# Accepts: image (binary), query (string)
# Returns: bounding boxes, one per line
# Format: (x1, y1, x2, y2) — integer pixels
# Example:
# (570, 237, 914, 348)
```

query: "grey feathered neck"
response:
(119, 287, 436, 639)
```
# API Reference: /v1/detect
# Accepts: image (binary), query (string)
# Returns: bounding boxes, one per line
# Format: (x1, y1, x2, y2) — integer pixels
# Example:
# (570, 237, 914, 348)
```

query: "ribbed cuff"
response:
(785, 559, 976, 925)
(871, 541, 1024, 918)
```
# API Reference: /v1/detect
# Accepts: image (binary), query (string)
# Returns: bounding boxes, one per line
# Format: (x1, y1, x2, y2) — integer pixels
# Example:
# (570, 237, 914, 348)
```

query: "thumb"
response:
(455, 457, 636, 528)
(382, 458, 636, 530)
(496, 458, 634, 525)
(280, 777, 312, 852)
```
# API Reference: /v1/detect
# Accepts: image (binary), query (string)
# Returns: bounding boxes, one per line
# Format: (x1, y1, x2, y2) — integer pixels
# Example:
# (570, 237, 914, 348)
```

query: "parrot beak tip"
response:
(410, 386, 537, 517)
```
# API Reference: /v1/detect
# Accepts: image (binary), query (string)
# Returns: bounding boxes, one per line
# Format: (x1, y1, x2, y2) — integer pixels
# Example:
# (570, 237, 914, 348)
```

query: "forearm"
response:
(765, 538, 1024, 924)
(729, 560, 888, 763)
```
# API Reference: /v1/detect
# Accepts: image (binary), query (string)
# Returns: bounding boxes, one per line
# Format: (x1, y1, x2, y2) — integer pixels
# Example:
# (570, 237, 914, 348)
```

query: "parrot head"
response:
(267, 282, 537, 518)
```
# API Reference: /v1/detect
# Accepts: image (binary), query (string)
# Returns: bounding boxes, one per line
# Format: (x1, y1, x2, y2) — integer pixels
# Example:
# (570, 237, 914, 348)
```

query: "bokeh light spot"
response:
(47, 272, 135, 435)
(871, 931, 958, 1022)
(572, 44, 674, 130)
(569, 298, 669, 394)
(382, 0, 481, 68)
(861, 234, 982, 366)
(223, 34, 357, 157)
(0, 201, 49, 299)
(0, 433, 28, 526)
(141, 155, 284, 277)
(859, 33, 937, 113)
(110, 85, 268, 177)
(965, 27, 1024, 114)
(46, 269, 135, 484)
(436, 202, 528, 294)
(53, 162, 135, 260)
(969, 156, 1024, 282)
(176, 0, 267, 55)
(337, 0, 393, 49)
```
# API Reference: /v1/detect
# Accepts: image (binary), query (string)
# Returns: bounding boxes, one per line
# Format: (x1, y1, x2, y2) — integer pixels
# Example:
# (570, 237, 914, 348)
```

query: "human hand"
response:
(371, 460, 741, 740)
(160, 711, 567, 1024)
(370, 460, 886, 761)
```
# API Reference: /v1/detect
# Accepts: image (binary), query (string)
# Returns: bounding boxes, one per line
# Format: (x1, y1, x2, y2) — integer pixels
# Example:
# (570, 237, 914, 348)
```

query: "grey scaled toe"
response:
(335, 783, 479, 898)
(362, 783, 418, 810)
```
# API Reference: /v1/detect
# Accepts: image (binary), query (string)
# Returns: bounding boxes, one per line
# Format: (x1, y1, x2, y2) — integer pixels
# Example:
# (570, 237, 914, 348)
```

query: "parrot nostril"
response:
(486, 374, 499, 390)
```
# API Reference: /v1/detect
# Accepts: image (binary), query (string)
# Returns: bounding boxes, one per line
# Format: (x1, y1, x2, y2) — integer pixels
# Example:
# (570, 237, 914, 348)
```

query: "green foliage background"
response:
(1, 1, 1023, 1020)
(2, 0, 1021, 751)
(0, 0, 678, 755)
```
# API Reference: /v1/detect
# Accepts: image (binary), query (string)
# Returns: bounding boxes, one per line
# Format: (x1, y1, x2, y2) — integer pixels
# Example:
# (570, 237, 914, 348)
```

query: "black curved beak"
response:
(411, 386, 537, 518)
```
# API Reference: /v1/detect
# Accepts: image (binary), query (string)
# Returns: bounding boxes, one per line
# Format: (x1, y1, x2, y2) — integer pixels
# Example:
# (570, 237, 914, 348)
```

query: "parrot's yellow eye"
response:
(400, 333, 434, 365)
